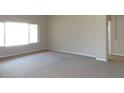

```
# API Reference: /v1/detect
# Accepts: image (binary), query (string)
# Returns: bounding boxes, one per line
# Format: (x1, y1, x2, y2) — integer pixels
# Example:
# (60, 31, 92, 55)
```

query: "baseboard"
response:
(0, 48, 47, 59)
(48, 49, 96, 58)
(96, 58, 108, 62)
(48, 49, 109, 62)
(112, 53, 124, 56)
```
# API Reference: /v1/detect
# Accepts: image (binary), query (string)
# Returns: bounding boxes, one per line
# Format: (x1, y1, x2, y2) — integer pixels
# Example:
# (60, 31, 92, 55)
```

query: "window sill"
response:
(0, 42, 39, 48)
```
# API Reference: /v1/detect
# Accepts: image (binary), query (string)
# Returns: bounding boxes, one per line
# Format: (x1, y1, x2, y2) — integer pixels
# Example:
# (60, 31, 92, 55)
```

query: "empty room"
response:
(0, 15, 124, 78)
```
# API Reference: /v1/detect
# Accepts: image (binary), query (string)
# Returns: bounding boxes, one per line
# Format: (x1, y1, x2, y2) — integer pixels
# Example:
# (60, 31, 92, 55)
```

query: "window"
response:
(0, 22, 38, 47)
(29, 24, 38, 43)
(5, 22, 29, 46)
(0, 22, 4, 47)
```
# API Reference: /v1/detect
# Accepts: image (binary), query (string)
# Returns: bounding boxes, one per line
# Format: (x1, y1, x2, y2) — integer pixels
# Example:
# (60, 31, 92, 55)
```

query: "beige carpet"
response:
(0, 50, 124, 78)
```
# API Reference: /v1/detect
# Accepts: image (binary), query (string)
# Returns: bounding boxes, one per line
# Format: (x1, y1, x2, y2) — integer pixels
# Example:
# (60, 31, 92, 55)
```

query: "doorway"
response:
(108, 15, 124, 62)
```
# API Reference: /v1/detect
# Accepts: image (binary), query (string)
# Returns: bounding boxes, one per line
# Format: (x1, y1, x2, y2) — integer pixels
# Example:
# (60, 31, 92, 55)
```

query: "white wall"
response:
(0, 15, 48, 58)
(48, 15, 96, 57)
(48, 15, 107, 61)
(96, 16, 108, 61)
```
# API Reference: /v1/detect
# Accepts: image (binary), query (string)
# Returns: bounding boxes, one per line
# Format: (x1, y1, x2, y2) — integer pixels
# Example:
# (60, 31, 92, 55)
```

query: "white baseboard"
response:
(96, 58, 108, 62)
(48, 49, 109, 62)
(48, 49, 96, 58)
(112, 53, 124, 56)
(0, 48, 47, 59)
